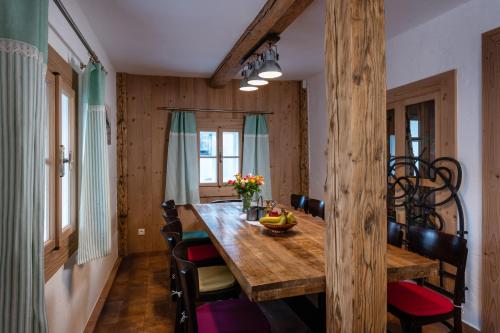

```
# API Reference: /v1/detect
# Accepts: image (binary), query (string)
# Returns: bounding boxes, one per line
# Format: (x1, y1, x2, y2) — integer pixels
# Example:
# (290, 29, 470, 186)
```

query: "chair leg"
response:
(400, 319, 411, 333)
(453, 309, 463, 333)
(170, 257, 178, 301)
(174, 297, 185, 333)
(400, 320, 422, 333)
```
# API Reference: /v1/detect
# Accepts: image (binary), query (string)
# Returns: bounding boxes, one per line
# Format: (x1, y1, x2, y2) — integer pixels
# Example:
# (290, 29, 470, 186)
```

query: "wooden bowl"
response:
(261, 221, 298, 233)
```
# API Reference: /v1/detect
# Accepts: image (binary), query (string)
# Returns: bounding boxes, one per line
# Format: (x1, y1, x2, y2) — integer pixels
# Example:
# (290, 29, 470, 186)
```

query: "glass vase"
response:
(241, 193, 252, 212)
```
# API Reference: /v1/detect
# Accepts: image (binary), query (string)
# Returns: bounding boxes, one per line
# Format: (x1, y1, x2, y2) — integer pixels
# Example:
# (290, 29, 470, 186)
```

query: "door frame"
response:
(482, 26, 500, 331)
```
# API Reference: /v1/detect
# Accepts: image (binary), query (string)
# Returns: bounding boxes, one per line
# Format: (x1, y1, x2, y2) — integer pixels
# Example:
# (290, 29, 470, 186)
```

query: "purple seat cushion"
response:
(196, 298, 270, 333)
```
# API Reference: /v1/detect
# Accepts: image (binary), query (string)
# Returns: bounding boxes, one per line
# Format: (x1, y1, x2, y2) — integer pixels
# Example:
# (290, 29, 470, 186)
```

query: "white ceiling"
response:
(75, 0, 471, 80)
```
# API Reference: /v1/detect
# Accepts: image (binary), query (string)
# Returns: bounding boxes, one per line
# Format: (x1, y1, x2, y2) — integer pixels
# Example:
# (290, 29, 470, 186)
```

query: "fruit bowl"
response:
(260, 221, 297, 233)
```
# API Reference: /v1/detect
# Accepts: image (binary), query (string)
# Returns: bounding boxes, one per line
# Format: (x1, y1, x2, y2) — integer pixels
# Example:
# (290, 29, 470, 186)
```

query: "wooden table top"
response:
(192, 202, 438, 302)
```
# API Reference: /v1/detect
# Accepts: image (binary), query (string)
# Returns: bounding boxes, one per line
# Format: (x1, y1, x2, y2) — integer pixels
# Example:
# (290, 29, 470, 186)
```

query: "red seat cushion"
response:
(388, 281, 454, 317)
(197, 298, 270, 333)
(187, 243, 219, 262)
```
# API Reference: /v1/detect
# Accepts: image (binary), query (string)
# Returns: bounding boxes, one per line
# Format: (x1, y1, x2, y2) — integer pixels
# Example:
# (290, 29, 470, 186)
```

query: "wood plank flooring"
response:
(94, 253, 451, 333)
(94, 253, 175, 332)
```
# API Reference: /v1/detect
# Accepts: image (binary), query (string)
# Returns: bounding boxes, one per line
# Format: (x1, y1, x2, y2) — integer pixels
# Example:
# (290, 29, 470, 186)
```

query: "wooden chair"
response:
(307, 198, 325, 219)
(173, 241, 269, 333)
(160, 217, 216, 299)
(387, 219, 404, 248)
(161, 213, 209, 241)
(290, 194, 307, 211)
(388, 225, 468, 333)
(162, 199, 181, 219)
(162, 199, 176, 210)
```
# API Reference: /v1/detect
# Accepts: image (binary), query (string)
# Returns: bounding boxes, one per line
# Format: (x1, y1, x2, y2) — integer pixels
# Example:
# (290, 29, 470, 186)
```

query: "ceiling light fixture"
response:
(239, 68, 258, 92)
(247, 61, 269, 86)
(258, 46, 282, 79)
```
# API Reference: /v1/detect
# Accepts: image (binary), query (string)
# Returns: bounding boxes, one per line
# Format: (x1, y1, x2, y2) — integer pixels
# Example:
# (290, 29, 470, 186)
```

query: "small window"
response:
(405, 100, 435, 176)
(222, 131, 240, 183)
(57, 79, 77, 237)
(199, 128, 241, 186)
(199, 131, 218, 184)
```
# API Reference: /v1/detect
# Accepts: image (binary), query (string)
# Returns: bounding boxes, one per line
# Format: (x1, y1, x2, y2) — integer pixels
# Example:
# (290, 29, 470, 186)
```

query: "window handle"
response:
(58, 145, 72, 177)
(219, 152, 222, 163)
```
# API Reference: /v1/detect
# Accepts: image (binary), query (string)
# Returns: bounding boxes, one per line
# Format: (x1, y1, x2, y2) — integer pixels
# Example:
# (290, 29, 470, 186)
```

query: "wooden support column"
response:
(299, 84, 310, 196)
(116, 72, 128, 256)
(324, 0, 387, 332)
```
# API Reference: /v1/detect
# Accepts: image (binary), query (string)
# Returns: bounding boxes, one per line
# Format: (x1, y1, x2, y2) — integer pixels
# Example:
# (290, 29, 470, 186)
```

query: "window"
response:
(405, 100, 435, 174)
(44, 46, 78, 281)
(199, 128, 241, 186)
(199, 131, 218, 184)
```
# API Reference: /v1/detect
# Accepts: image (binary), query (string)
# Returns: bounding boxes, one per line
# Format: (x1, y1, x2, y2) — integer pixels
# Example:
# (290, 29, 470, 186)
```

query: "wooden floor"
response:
(94, 253, 450, 333)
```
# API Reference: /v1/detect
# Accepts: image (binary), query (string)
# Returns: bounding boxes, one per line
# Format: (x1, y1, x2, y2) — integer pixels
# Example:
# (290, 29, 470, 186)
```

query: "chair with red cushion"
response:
(173, 242, 270, 333)
(161, 235, 240, 332)
(160, 219, 219, 299)
(387, 225, 467, 333)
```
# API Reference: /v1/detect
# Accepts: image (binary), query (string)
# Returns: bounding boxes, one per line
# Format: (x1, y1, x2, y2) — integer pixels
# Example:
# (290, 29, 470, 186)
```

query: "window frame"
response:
(44, 72, 57, 255)
(44, 45, 79, 282)
(198, 127, 242, 187)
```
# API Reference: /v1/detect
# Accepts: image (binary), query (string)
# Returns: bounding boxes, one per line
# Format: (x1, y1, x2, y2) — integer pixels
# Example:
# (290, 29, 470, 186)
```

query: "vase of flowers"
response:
(227, 173, 265, 212)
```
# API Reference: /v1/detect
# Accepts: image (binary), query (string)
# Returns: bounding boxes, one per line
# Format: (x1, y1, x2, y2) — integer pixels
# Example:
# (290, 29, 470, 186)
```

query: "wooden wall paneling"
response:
(116, 73, 129, 256)
(324, 0, 387, 331)
(194, 78, 209, 108)
(150, 77, 169, 250)
(123, 75, 302, 253)
(127, 76, 153, 253)
(482, 26, 500, 332)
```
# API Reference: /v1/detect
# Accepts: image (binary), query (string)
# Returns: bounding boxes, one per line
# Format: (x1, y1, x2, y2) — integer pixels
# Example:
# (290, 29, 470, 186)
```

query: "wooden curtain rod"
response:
(157, 107, 274, 115)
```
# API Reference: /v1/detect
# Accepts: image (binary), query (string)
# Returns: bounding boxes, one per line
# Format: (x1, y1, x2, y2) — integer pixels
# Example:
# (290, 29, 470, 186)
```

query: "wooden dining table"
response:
(191, 202, 439, 303)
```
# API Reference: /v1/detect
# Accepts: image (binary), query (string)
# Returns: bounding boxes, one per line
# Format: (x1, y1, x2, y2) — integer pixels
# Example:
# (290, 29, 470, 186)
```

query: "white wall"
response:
(307, 0, 500, 329)
(307, 73, 327, 200)
(44, 0, 118, 332)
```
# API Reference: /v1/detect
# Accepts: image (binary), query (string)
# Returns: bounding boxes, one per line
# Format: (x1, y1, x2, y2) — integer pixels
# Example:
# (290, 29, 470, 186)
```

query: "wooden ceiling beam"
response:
(209, 0, 313, 88)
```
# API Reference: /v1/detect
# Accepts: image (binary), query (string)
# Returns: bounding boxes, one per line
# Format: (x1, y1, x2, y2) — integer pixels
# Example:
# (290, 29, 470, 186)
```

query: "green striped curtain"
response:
(165, 112, 200, 204)
(0, 0, 49, 332)
(77, 62, 111, 265)
(242, 115, 272, 199)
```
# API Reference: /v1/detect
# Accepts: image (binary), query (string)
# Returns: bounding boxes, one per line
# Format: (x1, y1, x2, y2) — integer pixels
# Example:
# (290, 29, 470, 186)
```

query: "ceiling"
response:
(75, 0, 471, 80)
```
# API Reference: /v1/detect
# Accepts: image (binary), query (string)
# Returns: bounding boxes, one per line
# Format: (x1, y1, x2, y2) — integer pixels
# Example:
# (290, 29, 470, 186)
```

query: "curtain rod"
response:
(52, 0, 106, 72)
(157, 107, 274, 115)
